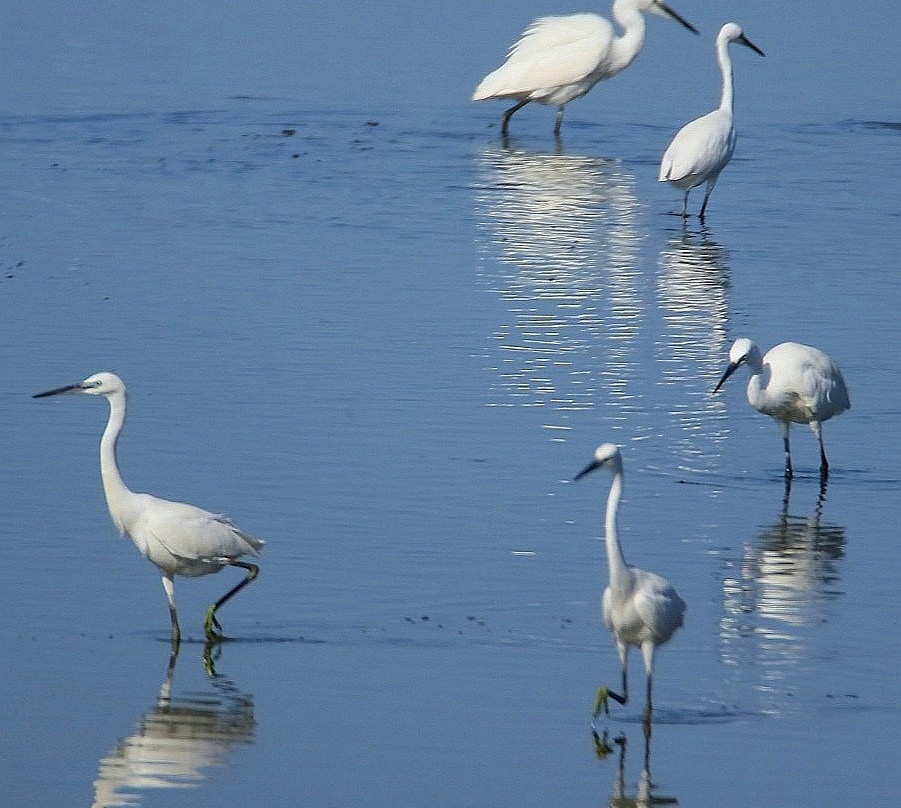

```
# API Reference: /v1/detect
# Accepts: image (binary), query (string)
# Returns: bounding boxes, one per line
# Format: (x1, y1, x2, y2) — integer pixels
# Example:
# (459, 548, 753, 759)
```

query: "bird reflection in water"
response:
(594, 726, 678, 807)
(655, 223, 731, 471)
(719, 478, 845, 711)
(91, 651, 256, 808)
(473, 144, 642, 439)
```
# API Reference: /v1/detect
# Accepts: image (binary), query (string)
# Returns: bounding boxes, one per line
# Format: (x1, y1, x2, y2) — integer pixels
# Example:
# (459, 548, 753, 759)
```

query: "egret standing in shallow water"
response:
(713, 339, 851, 478)
(574, 444, 685, 725)
(472, 0, 698, 137)
(659, 22, 764, 219)
(34, 373, 264, 648)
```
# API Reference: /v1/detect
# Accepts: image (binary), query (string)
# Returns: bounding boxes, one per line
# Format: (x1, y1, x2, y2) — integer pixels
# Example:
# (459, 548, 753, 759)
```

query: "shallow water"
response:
(2, 3, 900, 807)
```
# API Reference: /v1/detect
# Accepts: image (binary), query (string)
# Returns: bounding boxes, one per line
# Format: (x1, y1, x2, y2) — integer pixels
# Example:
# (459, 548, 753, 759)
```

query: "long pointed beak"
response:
(33, 382, 83, 399)
(574, 459, 602, 482)
(713, 362, 739, 394)
(738, 33, 765, 57)
(657, 2, 699, 35)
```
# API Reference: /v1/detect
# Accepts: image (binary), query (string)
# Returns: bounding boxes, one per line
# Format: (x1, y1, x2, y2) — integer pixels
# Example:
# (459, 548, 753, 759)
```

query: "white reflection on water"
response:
(719, 481, 845, 711)
(91, 653, 255, 808)
(655, 225, 731, 471)
(473, 145, 642, 440)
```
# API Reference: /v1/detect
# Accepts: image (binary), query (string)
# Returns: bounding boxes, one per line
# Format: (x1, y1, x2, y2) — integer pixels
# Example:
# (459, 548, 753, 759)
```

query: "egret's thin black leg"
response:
(500, 99, 530, 136)
(204, 562, 259, 640)
(643, 673, 653, 733)
(783, 426, 794, 478)
(815, 423, 830, 479)
(699, 186, 714, 219)
(553, 105, 565, 136)
(593, 666, 628, 716)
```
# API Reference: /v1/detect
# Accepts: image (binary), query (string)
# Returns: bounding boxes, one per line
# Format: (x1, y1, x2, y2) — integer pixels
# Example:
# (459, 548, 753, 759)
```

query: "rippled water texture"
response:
(2, 3, 899, 807)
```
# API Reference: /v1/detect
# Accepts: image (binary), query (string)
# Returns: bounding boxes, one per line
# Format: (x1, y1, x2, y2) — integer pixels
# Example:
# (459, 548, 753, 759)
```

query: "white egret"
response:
(574, 443, 685, 723)
(34, 372, 264, 647)
(713, 339, 851, 478)
(472, 0, 698, 137)
(659, 22, 764, 219)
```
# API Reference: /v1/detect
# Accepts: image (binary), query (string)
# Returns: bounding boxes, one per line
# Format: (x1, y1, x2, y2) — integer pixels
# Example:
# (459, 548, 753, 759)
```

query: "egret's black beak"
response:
(33, 383, 82, 399)
(657, 2, 699, 35)
(574, 459, 602, 482)
(738, 33, 765, 57)
(713, 362, 740, 394)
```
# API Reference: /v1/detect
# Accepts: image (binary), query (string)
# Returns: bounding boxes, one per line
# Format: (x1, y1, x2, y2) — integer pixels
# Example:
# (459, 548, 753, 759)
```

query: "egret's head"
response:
(720, 22, 765, 57)
(714, 338, 759, 393)
(728, 337, 756, 366)
(78, 372, 126, 396)
(33, 372, 126, 400)
(574, 443, 623, 481)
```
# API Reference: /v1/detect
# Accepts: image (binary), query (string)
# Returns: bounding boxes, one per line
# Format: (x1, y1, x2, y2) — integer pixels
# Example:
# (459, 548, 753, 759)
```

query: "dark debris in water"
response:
(2, 259, 26, 280)
(399, 612, 581, 638)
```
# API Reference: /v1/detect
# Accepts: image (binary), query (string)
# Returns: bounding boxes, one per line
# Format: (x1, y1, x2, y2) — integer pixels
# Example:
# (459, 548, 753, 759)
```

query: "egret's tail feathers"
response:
(472, 72, 508, 101)
(238, 531, 265, 555)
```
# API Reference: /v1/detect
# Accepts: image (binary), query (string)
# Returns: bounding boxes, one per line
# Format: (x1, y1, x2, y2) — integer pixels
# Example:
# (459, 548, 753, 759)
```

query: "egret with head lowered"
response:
(713, 339, 851, 479)
(472, 0, 698, 138)
(574, 443, 685, 726)
(34, 372, 264, 649)
(659, 22, 764, 219)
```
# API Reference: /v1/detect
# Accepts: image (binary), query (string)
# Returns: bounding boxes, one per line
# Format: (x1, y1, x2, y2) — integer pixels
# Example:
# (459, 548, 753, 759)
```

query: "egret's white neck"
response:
(717, 36, 735, 111)
(605, 463, 630, 587)
(608, 4, 647, 75)
(99, 390, 137, 534)
(743, 349, 769, 403)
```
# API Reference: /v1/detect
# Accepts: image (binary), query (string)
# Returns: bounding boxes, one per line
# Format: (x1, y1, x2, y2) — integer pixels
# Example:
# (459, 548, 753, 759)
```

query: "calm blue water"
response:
(2, 3, 899, 807)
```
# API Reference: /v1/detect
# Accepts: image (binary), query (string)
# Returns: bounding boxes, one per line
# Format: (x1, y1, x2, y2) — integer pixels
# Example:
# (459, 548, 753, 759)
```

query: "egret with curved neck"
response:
(574, 443, 685, 725)
(714, 338, 851, 479)
(34, 372, 264, 649)
(659, 22, 764, 218)
(473, 0, 698, 137)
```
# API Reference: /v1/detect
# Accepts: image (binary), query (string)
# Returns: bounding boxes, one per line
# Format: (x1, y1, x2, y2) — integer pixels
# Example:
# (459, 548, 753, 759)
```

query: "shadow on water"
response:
(471, 141, 642, 440)
(91, 647, 256, 808)
(719, 477, 847, 713)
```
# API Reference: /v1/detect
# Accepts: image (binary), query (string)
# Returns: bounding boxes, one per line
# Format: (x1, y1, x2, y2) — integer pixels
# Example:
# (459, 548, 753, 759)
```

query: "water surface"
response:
(2, 3, 899, 807)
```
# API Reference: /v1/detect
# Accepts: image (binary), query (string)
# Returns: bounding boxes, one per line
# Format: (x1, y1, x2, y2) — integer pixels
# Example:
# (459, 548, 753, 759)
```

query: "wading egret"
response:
(34, 372, 264, 647)
(659, 22, 764, 219)
(574, 444, 685, 724)
(472, 0, 698, 137)
(713, 339, 851, 478)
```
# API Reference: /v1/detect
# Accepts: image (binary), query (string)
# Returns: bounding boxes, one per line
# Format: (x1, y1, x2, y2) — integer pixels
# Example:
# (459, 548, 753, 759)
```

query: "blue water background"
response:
(1, 2, 899, 806)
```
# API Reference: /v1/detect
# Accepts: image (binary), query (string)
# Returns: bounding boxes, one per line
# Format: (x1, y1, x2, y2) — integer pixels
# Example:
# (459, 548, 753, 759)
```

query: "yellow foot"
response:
(204, 606, 224, 641)
(593, 686, 611, 718)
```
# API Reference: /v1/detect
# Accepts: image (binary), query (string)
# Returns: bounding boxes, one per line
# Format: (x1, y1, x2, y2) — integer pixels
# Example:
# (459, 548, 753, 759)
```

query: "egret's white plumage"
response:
(714, 339, 851, 478)
(659, 22, 764, 218)
(574, 443, 685, 722)
(34, 372, 264, 646)
(473, 0, 697, 137)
